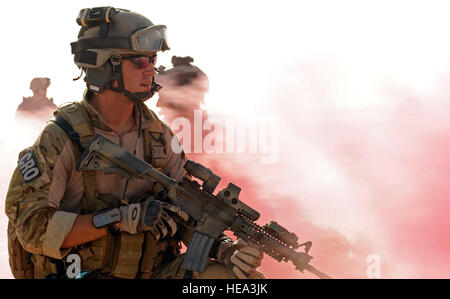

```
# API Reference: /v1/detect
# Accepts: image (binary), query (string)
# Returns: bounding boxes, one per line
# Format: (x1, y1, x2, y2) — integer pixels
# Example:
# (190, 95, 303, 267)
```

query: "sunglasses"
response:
(122, 54, 157, 69)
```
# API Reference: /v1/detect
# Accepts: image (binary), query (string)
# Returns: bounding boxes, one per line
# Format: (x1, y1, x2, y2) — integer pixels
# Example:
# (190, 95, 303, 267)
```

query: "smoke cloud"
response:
(161, 59, 450, 278)
(1, 61, 450, 279)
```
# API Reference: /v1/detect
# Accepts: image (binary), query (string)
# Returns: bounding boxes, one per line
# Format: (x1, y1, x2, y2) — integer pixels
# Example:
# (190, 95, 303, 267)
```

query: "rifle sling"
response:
(51, 116, 86, 153)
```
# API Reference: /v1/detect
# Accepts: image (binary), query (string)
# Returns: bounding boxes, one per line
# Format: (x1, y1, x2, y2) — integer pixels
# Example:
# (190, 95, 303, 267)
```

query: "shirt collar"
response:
(81, 90, 164, 133)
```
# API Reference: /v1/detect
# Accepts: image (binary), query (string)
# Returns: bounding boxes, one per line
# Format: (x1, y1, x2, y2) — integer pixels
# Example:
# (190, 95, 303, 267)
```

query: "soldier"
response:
(16, 77, 57, 124)
(5, 7, 264, 279)
(155, 56, 211, 156)
(156, 56, 209, 124)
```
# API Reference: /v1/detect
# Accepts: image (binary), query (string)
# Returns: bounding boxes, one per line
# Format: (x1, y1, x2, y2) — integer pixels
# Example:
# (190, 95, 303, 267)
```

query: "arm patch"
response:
(18, 151, 42, 183)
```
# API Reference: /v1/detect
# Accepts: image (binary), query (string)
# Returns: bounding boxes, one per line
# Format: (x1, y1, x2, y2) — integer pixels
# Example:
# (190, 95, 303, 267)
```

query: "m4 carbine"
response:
(77, 134, 331, 279)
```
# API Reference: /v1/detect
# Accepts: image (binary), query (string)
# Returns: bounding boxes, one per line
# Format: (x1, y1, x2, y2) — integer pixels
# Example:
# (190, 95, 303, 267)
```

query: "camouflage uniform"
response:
(5, 95, 236, 279)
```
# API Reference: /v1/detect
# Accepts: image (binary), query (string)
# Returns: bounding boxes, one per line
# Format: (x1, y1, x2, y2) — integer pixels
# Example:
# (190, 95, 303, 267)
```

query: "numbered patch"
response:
(18, 151, 41, 183)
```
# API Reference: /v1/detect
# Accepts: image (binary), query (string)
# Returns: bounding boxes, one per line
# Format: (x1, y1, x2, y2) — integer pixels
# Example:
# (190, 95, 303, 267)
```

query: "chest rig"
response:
(42, 100, 177, 279)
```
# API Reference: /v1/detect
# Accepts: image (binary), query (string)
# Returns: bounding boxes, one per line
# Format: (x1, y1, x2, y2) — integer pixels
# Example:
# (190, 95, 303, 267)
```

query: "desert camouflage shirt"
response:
(5, 97, 186, 260)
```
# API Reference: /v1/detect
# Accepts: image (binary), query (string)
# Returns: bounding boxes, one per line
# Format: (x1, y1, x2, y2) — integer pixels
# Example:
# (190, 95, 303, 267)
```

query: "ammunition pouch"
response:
(7, 221, 33, 279)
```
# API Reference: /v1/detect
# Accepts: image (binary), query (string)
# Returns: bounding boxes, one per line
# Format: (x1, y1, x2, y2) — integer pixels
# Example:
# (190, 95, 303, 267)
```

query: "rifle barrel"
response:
(303, 264, 332, 279)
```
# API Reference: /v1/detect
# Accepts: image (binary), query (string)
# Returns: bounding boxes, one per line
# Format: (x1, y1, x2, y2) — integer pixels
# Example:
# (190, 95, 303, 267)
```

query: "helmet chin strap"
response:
(109, 56, 161, 103)
(117, 77, 161, 102)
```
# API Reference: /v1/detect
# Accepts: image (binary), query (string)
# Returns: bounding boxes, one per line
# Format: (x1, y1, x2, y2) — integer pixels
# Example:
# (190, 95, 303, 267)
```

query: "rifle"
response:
(77, 134, 331, 279)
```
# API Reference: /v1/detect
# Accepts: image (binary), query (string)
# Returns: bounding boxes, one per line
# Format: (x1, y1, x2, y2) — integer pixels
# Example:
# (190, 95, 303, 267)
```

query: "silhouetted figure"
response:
(156, 56, 209, 124)
(16, 77, 57, 123)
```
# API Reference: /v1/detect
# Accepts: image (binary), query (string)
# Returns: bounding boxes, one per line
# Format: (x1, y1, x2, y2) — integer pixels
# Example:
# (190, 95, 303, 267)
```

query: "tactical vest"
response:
(14, 101, 180, 279)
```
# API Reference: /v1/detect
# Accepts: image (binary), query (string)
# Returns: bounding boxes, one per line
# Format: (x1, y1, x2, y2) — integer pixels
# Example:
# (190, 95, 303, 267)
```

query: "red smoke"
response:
(2, 64, 450, 279)
(162, 64, 450, 278)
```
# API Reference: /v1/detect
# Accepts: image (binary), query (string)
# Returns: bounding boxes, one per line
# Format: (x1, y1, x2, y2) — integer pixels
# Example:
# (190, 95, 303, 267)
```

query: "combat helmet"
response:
(30, 77, 51, 94)
(71, 6, 170, 101)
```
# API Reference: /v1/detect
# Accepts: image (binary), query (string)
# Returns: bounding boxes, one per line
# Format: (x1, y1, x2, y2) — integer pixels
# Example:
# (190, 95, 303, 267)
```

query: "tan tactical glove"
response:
(217, 238, 265, 279)
(119, 200, 189, 240)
